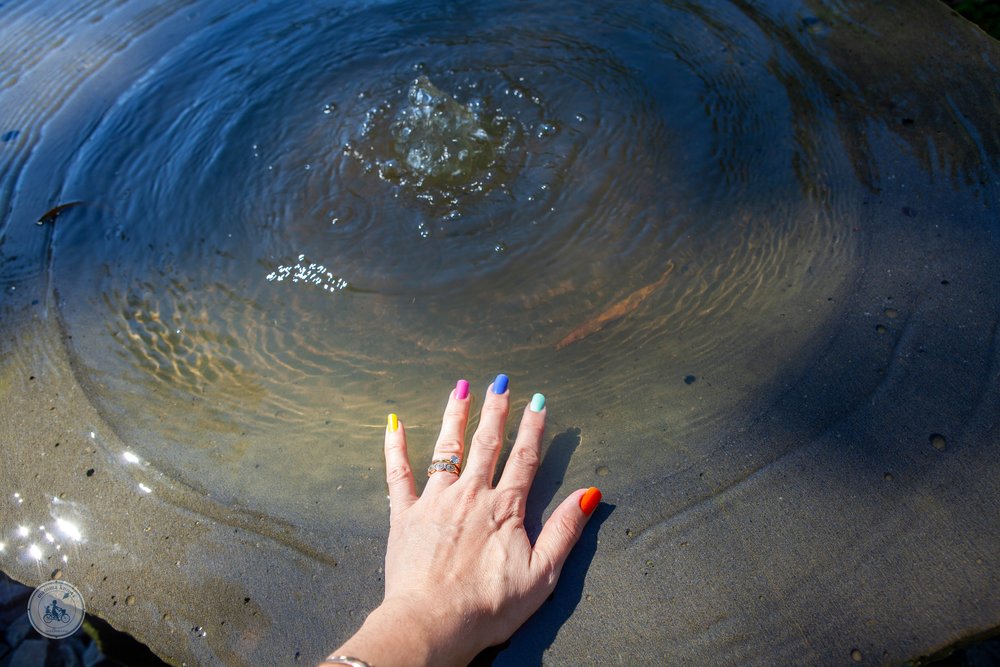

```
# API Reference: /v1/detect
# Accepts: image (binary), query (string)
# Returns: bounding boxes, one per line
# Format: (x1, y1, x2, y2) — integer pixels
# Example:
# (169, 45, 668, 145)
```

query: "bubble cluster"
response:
(266, 255, 349, 294)
(349, 75, 526, 213)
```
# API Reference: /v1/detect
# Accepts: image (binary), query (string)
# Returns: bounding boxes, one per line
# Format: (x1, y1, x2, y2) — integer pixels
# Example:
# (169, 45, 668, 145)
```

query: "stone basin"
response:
(0, 0, 999, 664)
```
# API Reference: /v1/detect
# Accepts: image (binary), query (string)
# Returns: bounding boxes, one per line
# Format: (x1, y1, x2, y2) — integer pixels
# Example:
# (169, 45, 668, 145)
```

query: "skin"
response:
(322, 381, 597, 667)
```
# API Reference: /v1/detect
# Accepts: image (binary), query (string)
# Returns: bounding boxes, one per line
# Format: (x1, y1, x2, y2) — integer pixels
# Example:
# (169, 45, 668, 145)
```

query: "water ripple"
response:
(18, 0, 856, 528)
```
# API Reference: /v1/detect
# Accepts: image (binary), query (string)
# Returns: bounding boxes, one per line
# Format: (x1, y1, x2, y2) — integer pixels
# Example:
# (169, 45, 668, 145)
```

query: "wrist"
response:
(332, 596, 478, 667)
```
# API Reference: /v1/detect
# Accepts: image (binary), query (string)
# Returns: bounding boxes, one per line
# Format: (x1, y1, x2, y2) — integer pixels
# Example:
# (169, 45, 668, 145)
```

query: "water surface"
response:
(48, 0, 852, 531)
(2, 0, 999, 664)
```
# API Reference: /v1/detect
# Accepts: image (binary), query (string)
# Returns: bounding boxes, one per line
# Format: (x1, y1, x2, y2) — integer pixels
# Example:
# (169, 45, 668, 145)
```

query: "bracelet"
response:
(321, 657, 371, 667)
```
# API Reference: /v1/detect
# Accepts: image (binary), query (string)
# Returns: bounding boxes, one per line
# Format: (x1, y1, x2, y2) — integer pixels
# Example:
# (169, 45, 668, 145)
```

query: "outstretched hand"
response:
(325, 375, 601, 667)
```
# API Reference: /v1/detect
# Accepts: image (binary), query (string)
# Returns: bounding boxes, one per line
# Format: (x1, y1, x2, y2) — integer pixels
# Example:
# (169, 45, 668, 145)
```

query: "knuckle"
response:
(535, 553, 559, 589)
(434, 437, 463, 455)
(385, 464, 412, 485)
(510, 444, 540, 468)
(443, 404, 466, 420)
(482, 401, 508, 417)
(454, 486, 481, 514)
(555, 512, 580, 543)
(542, 563, 560, 590)
(492, 488, 523, 523)
(473, 432, 503, 452)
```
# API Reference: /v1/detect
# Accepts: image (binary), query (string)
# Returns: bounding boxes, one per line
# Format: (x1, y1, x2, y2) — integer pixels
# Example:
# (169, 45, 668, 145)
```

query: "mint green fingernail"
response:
(529, 393, 545, 412)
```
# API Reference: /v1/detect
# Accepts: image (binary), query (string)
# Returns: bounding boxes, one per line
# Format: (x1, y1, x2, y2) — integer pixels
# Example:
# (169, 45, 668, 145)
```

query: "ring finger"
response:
(424, 379, 471, 490)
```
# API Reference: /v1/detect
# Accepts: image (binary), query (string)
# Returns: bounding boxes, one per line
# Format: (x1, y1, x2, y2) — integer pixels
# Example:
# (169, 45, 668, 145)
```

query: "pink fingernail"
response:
(455, 379, 469, 400)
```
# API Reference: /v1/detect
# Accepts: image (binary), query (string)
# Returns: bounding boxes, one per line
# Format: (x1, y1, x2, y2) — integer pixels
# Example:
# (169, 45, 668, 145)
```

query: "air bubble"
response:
(536, 122, 558, 138)
(267, 254, 349, 294)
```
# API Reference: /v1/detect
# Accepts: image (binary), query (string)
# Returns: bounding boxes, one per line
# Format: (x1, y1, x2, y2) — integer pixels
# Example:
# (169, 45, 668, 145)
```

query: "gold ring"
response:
(427, 455, 461, 477)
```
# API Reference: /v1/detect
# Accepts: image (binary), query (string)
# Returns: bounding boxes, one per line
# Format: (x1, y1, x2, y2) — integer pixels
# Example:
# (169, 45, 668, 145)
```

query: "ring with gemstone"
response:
(427, 455, 461, 477)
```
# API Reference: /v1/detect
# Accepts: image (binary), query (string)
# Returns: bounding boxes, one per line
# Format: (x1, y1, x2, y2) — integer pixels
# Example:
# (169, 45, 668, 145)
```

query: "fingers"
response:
(462, 374, 510, 484)
(496, 393, 546, 495)
(384, 413, 417, 517)
(530, 487, 602, 586)
(425, 380, 471, 490)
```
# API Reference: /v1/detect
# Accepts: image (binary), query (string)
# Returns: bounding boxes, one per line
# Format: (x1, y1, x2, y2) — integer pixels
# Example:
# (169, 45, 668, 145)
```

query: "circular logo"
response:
(27, 580, 86, 639)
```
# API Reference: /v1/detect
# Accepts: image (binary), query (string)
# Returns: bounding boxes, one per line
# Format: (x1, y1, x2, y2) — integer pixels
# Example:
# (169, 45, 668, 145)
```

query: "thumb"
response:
(531, 487, 602, 584)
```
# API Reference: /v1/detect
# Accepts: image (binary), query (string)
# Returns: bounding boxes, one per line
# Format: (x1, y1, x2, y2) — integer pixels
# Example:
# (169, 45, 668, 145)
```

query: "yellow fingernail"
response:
(387, 413, 399, 432)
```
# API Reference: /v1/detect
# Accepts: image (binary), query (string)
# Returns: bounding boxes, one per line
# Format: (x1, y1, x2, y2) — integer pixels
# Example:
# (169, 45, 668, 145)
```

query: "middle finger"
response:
(462, 373, 510, 485)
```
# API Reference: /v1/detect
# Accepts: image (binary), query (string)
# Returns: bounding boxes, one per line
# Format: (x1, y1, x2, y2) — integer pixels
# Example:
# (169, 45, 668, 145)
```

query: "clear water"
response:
(39, 0, 857, 533)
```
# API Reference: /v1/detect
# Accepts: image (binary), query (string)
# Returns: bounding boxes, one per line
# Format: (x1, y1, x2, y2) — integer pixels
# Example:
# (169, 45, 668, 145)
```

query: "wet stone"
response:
(684, 375, 697, 385)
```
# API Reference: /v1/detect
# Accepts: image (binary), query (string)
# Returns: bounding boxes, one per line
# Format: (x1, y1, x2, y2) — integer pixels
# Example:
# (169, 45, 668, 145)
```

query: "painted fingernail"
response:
(580, 487, 602, 515)
(387, 413, 399, 432)
(455, 379, 470, 400)
(529, 393, 545, 412)
(492, 373, 509, 394)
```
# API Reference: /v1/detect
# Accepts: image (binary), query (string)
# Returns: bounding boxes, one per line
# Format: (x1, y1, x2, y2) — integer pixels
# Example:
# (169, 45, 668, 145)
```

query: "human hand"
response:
(325, 375, 601, 667)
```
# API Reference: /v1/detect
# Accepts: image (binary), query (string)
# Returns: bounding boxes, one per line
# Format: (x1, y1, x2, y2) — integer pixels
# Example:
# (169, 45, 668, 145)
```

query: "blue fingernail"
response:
(492, 373, 509, 394)
(529, 393, 545, 412)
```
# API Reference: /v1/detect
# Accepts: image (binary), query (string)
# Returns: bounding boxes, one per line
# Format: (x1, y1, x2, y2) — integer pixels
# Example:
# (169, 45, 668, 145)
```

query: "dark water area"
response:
(1, 0, 999, 664)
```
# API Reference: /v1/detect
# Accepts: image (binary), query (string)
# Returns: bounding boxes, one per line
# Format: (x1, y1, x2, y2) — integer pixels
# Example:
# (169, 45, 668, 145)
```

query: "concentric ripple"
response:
(49, 0, 856, 526)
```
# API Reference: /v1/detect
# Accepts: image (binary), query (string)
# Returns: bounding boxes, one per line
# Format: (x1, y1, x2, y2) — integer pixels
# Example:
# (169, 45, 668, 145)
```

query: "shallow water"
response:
(2, 0, 999, 664)
(42, 0, 855, 533)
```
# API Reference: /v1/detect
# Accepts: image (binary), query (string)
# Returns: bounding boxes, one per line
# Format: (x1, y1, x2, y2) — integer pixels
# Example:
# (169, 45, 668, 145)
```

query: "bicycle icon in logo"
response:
(43, 599, 71, 625)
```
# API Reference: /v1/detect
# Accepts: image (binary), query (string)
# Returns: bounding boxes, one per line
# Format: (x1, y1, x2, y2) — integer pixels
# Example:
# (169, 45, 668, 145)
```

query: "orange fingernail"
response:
(580, 487, 602, 515)
(387, 413, 399, 432)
